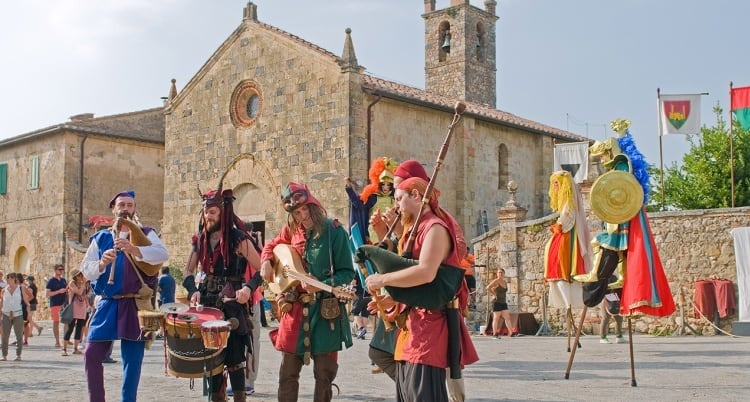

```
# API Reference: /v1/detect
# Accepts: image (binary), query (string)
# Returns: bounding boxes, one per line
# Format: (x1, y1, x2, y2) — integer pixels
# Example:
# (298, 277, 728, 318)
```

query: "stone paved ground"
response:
(2, 321, 749, 401)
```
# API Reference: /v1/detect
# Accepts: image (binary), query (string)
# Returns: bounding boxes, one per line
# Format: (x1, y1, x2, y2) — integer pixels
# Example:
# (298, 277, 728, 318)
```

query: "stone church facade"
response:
(161, 0, 588, 264)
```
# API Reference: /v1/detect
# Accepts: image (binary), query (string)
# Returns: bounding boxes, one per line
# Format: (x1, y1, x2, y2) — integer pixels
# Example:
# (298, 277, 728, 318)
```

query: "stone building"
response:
(0, 109, 165, 317)
(161, 1, 589, 264)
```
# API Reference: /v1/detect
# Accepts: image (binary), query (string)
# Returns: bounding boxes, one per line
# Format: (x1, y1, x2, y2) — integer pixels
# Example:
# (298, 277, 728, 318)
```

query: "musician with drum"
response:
(80, 190, 169, 402)
(182, 188, 263, 402)
(259, 182, 356, 402)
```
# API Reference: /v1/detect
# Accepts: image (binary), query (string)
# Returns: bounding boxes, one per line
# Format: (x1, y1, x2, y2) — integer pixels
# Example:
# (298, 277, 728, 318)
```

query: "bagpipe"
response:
(354, 244, 465, 311)
(353, 101, 468, 311)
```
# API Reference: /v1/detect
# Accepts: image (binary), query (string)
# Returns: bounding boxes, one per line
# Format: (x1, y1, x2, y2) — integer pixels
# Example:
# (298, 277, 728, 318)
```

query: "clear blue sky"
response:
(1, 0, 747, 167)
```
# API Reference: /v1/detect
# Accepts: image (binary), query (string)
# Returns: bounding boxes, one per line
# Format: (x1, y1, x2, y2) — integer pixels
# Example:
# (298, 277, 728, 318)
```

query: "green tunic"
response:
(298, 219, 356, 354)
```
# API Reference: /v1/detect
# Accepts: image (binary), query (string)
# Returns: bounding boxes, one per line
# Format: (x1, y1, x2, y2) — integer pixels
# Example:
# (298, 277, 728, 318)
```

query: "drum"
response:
(164, 307, 225, 378)
(138, 310, 165, 332)
(200, 320, 231, 350)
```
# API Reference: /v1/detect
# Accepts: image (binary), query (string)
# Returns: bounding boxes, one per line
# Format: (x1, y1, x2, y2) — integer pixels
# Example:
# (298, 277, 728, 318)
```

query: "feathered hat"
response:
(359, 157, 399, 203)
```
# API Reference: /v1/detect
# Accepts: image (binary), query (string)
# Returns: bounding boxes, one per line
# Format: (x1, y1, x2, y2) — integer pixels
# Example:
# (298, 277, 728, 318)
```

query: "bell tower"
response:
(423, 0, 498, 108)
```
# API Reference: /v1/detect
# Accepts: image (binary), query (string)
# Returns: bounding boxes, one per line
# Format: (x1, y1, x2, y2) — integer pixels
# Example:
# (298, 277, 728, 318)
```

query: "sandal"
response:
(73, 350, 82, 355)
(14, 356, 21, 361)
(61, 350, 69, 356)
(37, 327, 43, 336)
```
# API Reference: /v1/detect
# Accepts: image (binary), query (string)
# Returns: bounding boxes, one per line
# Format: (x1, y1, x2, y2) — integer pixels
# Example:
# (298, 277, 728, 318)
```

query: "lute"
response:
(283, 268, 356, 302)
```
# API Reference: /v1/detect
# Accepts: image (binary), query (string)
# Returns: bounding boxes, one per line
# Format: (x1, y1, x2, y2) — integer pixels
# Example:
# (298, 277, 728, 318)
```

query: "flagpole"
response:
(730, 81, 736, 208)
(657, 88, 665, 211)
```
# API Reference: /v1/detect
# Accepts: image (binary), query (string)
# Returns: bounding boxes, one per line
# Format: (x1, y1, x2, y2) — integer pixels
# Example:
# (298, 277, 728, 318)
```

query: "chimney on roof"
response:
(450, 0, 469, 5)
(424, 0, 435, 12)
(243, 1, 257, 21)
(69, 113, 94, 122)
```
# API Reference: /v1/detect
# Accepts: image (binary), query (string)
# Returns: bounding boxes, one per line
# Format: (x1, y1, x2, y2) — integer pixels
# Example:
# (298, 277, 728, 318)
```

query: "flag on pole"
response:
(553, 141, 589, 183)
(659, 94, 702, 135)
(731, 85, 750, 130)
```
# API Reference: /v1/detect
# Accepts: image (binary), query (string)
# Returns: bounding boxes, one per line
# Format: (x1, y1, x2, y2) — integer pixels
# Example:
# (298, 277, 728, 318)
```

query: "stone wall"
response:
(471, 196, 750, 336)
(368, 99, 553, 241)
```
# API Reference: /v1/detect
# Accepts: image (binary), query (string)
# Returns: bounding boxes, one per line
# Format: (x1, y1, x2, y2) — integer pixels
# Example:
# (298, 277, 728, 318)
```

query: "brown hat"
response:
(69, 268, 83, 279)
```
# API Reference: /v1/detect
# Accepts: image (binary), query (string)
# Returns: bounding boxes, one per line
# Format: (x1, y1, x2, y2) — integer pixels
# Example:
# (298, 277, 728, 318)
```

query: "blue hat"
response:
(109, 190, 136, 208)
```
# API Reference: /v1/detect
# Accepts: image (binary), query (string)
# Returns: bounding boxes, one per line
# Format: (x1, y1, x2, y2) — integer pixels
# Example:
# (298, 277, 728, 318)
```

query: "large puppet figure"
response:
(543, 170, 593, 350)
(345, 157, 398, 244)
(585, 119, 675, 317)
(566, 119, 676, 385)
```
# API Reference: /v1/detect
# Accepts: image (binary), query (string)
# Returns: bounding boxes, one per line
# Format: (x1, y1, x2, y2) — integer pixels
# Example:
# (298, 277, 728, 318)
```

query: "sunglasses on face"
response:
(282, 189, 308, 212)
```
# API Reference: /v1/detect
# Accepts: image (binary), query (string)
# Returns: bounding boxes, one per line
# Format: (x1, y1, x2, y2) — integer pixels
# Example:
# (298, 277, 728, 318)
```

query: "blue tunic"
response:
(87, 228, 158, 341)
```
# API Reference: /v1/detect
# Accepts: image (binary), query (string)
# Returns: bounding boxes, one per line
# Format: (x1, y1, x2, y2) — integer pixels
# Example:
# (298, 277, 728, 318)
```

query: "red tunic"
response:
(395, 211, 479, 368)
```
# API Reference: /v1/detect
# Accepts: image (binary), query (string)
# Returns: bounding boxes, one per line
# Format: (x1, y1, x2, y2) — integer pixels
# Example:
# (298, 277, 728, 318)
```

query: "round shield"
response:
(590, 171, 644, 224)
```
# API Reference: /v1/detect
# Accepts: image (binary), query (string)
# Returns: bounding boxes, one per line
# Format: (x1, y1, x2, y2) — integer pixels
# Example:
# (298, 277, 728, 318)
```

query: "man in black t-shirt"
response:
(45, 264, 68, 348)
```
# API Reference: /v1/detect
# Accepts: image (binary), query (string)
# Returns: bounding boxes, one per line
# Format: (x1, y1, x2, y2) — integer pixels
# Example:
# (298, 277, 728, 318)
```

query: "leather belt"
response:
(107, 293, 138, 300)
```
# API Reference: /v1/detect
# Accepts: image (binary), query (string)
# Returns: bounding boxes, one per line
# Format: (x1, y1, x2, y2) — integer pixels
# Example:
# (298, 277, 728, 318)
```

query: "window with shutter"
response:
(0, 163, 7, 194)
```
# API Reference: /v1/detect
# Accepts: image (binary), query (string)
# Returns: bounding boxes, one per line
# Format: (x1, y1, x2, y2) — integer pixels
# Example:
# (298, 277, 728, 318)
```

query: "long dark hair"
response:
(288, 204, 327, 239)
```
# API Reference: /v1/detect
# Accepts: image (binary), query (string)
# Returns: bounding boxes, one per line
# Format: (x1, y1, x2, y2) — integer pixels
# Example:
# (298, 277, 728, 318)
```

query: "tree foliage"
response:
(649, 104, 750, 210)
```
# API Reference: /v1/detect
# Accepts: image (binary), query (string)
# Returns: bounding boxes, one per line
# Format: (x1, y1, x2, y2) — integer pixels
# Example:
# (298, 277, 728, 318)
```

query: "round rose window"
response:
(230, 81, 263, 128)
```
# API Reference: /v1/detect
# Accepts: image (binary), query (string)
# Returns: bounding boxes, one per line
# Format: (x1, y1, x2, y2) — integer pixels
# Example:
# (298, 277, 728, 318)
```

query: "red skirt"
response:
(619, 210, 676, 317)
(544, 230, 586, 282)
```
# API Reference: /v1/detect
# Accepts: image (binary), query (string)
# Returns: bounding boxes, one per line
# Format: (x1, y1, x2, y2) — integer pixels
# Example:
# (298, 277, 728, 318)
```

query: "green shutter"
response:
(0, 163, 7, 194)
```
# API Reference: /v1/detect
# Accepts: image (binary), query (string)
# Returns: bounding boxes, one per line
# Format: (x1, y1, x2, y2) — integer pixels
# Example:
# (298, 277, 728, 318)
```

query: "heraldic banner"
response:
(659, 94, 702, 135)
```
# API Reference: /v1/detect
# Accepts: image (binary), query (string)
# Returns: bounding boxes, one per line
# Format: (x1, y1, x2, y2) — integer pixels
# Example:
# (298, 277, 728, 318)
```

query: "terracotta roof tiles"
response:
(361, 75, 588, 142)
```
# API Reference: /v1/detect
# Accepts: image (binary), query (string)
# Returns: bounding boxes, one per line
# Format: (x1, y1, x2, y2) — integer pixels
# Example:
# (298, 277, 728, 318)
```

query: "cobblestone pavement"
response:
(2, 321, 749, 401)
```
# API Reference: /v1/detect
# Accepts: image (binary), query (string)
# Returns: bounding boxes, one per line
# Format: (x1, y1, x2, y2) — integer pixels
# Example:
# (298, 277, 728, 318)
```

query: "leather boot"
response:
(232, 390, 246, 402)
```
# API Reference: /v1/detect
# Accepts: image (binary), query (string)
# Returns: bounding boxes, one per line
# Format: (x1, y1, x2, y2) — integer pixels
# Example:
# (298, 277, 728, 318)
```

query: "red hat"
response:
(202, 189, 230, 208)
(109, 190, 135, 208)
(394, 160, 429, 181)
(281, 182, 324, 213)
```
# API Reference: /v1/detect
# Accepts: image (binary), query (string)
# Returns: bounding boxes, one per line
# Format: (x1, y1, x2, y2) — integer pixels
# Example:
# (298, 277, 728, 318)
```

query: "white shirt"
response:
(1, 286, 23, 315)
(81, 229, 169, 281)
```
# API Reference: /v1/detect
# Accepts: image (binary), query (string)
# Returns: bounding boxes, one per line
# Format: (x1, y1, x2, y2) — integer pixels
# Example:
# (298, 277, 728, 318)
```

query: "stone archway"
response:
(218, 153, 281, 242)
(8, 227, 34, 275)
(14, 246, 30, 274)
